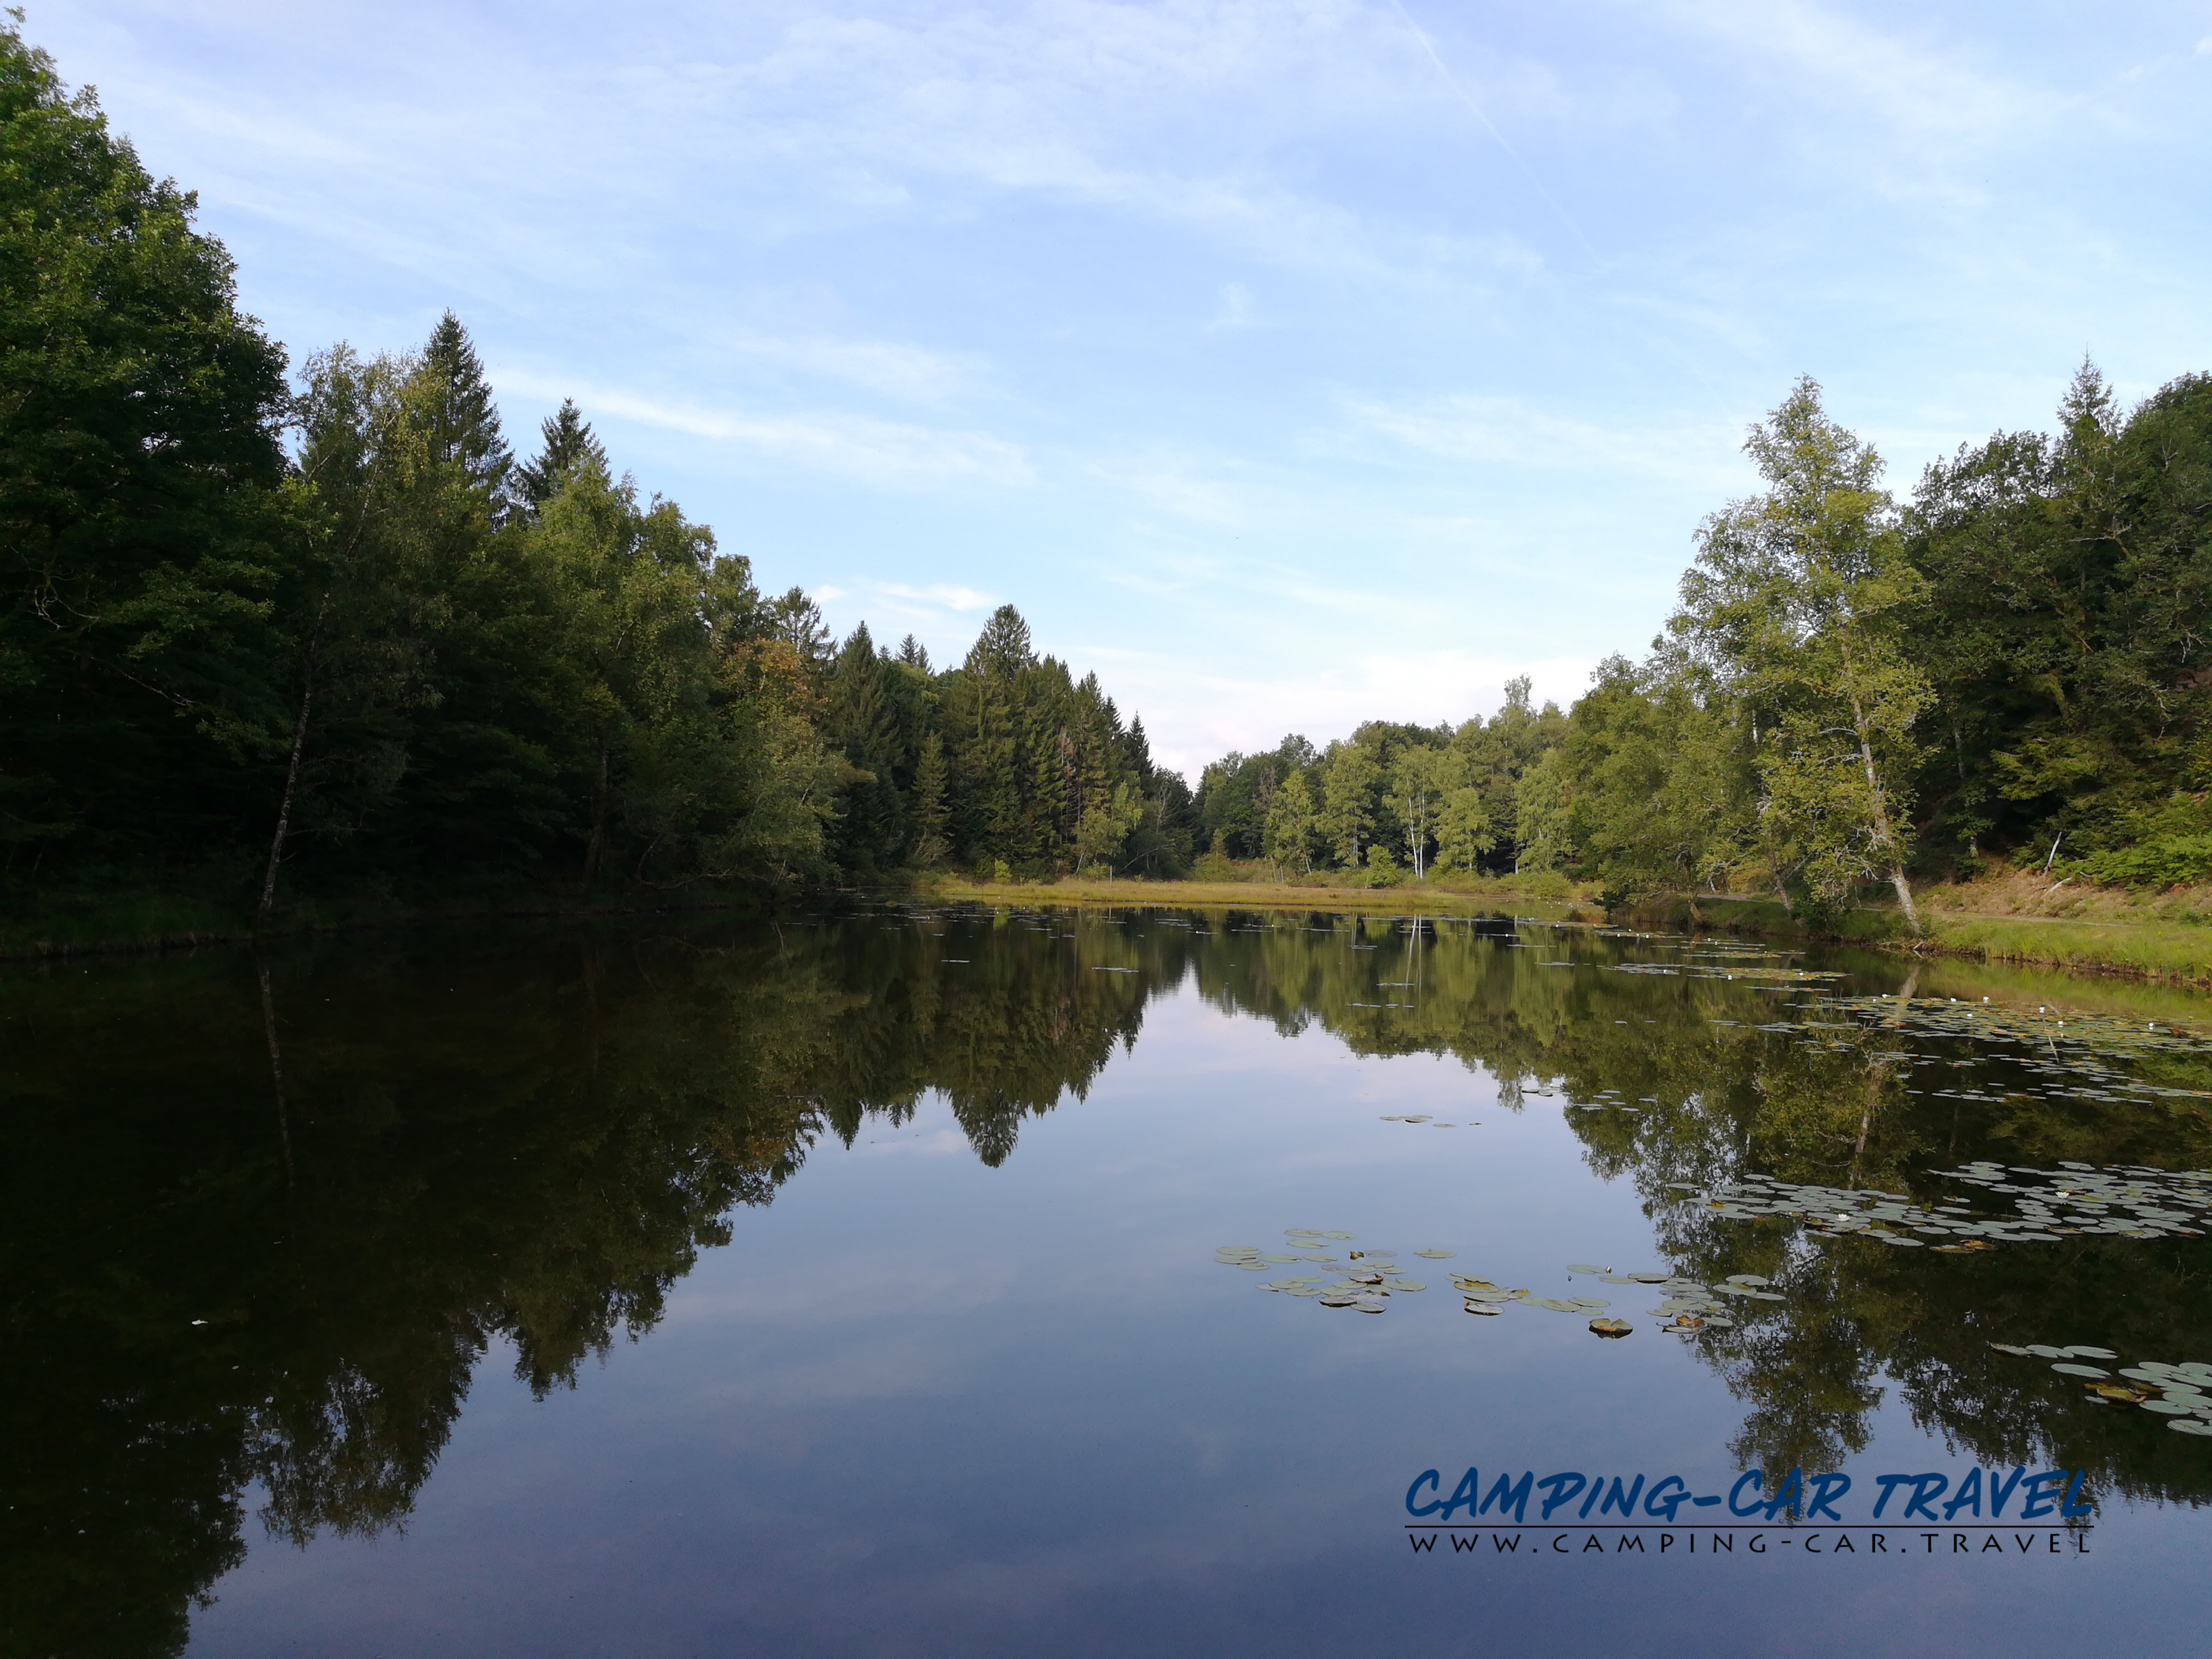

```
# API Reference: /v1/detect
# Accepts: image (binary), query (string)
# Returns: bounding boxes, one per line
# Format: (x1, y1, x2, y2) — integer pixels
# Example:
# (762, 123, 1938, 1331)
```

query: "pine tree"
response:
(912, 731, 950, 867)
(897, 634, 933, 673)
(419, 311, 512, 513)
(514, 398, 607, 508)
(967, 605, 1034, 676)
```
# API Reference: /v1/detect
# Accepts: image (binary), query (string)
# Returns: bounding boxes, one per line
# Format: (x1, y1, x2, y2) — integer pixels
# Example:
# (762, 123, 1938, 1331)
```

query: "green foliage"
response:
(0, 18, 291, 868)
(0, 21, 1187, 916)
(1672, 377, 1930, 928)
(1317, 737, 1381, 867)
(1906, 361, 2212, 883)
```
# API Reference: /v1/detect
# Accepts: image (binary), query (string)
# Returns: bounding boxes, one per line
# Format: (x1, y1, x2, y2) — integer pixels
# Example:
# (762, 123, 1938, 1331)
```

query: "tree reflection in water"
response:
(2, 905, 2207, 1654)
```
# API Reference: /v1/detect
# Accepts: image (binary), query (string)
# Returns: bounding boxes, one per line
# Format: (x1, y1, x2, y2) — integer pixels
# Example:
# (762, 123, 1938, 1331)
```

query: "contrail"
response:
(1387, 0, 1596, 258)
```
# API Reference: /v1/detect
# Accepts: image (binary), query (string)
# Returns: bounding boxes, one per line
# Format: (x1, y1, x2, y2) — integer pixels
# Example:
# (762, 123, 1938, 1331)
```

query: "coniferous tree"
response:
(514, 398, 607, 508)
(418, 311, 512, 515)
(911, 731, 950, 867)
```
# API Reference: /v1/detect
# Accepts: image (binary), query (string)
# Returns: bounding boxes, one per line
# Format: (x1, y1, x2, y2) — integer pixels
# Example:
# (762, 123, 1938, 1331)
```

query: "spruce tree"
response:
(514, 398, 607, 508)
(912, 731, 950, 866)
(419, 311, 512, 512)
(966, 605, 1034, 676)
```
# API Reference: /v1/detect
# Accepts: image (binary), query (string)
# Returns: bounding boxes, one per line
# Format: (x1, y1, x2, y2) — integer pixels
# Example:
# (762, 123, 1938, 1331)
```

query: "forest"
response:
(1191, 370, 2212, 926)
(9, 15, 2212, 926)
(0, 24, 1190, 918)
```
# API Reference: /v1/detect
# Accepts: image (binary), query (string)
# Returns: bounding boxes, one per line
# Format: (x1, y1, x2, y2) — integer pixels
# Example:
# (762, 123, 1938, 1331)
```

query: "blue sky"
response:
(38, 1, 2212, 775)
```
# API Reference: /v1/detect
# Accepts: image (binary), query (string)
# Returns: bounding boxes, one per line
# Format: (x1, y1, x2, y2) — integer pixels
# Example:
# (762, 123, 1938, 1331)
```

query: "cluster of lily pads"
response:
(1989, 1345, 2212, 1437)
(1217, 1237, 1799, 1340)
(1933, 1162, 2211, 1237)
(1599, 959, 1843, 985)
(1678, 1159, 2211, 1250)
(1378, 1113, 1480, 1128)
(1824, 994, 2212, 1064)
(1214, 1231, 1452, 1313)
(1478, 1264, 1787, 1338)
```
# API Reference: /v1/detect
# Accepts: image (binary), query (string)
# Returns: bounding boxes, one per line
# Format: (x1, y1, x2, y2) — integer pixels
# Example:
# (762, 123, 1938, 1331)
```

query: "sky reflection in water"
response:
(6, 907, 2211, 1657)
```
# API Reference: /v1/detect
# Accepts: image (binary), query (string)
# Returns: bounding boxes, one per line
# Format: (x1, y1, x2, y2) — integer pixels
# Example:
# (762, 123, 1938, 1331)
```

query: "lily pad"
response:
(2167, 1419, 2212, 1435)
(1532, 1298, 1580, 1312)
(1413, 1249, 1456, 1259)
(2064, 1345, 2118, 1359)
(1463, 1300, 1503, 1316)
(1589, 1319, 1633, 1337)
(2052, 1363, 2111, 1378)
(1567, 1263, 1610, 1274)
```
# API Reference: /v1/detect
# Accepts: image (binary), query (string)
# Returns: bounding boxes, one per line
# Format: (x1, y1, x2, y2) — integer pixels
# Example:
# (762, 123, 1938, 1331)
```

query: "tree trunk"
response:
(258, 963, 295, 1189)
(583, 736, 610, 885)
(259, 667, 315, 920)
(1846, 687, 1922, 935)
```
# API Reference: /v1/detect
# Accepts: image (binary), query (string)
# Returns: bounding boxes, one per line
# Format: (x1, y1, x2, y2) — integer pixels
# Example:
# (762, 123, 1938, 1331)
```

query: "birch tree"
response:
(1671, 378, 1930, 930)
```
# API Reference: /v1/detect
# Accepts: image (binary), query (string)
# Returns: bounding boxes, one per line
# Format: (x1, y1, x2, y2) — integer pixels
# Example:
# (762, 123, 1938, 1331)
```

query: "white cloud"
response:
(1342, 392, 1752, 493)
(1093, 647, 1601, 776)
(1208, 281, 1255, 331)
(496, 371, 1034, 487)
(715, 329, 986, 403)
(1656, 0, 2052, 169)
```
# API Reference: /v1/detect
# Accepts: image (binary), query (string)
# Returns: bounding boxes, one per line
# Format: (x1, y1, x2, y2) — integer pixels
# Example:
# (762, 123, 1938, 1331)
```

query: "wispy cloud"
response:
(713, 329, 987, 404)
(497, 371, 1033, 487)
(1342, 392, 1751, 492)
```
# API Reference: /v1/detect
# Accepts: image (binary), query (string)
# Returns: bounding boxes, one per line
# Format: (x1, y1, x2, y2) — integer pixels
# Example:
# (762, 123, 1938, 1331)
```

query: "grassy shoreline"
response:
(925, 874, 1578, 918)
(14, 867, 2212, 989)
(925, 874, 2212, 987)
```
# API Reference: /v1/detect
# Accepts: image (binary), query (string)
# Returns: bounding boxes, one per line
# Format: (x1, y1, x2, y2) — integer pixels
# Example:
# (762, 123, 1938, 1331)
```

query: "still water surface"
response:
(8, 905, 2212, 1656)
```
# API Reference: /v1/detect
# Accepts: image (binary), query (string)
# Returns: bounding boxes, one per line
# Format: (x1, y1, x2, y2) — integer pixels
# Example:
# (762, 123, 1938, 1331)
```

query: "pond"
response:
(7, 905, 2211, 1657)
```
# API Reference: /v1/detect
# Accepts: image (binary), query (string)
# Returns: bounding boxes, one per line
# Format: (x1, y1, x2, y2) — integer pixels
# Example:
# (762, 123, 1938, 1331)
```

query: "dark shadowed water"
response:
(7, 905, 2212, 1658)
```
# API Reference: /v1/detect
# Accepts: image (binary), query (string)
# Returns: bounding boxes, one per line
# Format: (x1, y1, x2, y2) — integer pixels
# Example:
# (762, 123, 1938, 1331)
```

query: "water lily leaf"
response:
(1589, 1319, 1633, 1337)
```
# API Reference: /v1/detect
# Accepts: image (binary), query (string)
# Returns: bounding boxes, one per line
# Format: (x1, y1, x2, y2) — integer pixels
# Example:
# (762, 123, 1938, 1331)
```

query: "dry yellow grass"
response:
(923, 875, 1582, 918)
